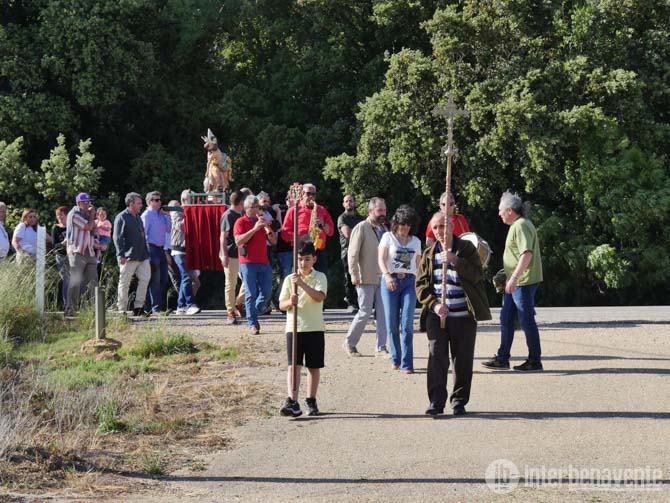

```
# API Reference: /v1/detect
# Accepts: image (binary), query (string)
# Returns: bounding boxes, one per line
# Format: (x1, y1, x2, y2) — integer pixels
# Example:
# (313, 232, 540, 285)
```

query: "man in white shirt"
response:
(0, 202, 10, 260)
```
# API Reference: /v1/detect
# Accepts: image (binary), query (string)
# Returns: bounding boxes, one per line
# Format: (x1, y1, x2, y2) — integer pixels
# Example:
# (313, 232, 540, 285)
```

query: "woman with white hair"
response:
(168, 190, 200, 315)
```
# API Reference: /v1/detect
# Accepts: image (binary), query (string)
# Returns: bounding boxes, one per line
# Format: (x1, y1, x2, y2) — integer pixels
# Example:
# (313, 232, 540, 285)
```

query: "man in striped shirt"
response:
(416, 212, 491, 417)
(65, 192, 98, 315)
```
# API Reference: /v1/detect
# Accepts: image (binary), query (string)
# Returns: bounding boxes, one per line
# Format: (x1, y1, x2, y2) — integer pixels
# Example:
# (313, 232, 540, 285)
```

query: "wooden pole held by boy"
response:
(287, 183, 302, 395)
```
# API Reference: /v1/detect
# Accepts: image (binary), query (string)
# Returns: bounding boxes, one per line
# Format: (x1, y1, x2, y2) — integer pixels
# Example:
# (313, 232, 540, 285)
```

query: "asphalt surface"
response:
(125, 307, 670, 502)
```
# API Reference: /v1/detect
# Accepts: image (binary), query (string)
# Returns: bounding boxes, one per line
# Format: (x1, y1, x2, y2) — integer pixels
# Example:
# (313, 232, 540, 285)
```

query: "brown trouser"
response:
(426, 311, 477, 409)
(224, 257, 246, 313)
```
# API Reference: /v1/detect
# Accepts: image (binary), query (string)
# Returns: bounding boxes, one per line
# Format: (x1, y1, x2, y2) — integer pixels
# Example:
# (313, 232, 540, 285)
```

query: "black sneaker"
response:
(132, 307, 150, 317)
(425, 403, 444, 416)
(280, 397, 302, 417)
(452, 405, 467, 416)
(482, 356, 510, 370)
(305, 397, 319, 416)
(513, 360, 543, 372)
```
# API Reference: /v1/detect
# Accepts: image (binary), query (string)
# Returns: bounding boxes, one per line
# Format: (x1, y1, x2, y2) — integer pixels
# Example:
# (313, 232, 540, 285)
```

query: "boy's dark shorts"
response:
(285, 331, 325, 368)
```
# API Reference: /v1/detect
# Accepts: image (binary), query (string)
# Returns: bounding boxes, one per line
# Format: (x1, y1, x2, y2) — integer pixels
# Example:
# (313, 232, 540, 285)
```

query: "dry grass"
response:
(0, 322, 281, 498)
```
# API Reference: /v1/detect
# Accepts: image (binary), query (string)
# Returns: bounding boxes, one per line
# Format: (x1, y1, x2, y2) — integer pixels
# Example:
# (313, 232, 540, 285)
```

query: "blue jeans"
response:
(498, 283, 541, 362)
(240, 262, 273, 327)
(147, 244, 169, 312)
(380, 275, 416, 370)
(172, 254, 195, 309)
(277, 251, 293, 280)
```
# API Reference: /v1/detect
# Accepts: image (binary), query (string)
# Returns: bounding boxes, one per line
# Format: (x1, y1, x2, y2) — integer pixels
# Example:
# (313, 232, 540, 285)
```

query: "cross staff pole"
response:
(287, 183, 303, 396)
(432, 94, 469, 328)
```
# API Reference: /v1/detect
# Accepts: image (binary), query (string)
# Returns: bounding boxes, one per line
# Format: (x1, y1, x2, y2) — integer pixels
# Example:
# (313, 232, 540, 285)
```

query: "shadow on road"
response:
(144, 474, 670, 485)
(474, 367, 670, 376)
(273, 410, 670, 421)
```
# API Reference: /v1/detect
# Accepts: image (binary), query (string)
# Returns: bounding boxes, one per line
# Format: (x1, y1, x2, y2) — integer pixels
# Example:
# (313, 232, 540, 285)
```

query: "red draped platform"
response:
(184, 205, 227, 271)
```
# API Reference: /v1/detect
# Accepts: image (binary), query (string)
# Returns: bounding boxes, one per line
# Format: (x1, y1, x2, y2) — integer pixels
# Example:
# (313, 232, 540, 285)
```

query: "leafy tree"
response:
(0, 137, 34, 208)
(36, 133, 103, 205)
(325, 0, 670, 305)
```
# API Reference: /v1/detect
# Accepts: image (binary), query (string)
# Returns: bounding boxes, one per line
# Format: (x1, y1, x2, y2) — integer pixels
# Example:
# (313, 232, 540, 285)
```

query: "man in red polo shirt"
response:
(234, 195, 278, 334)
(281, 183, 334, 273)
(425, 192, 470, 246)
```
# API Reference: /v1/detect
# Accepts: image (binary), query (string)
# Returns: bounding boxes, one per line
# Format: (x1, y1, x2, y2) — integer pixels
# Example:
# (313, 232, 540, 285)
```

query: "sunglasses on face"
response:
(151, 198, 161, 202)
(304, 192, 316, 197)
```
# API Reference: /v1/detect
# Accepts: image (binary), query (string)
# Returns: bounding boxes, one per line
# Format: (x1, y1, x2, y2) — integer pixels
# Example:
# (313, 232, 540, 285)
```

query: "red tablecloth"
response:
(184, 205, 227, 271)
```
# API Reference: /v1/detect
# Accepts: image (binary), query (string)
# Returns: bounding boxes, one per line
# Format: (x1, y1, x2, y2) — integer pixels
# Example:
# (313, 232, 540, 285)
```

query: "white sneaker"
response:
(375, 347, 390, 358)
(186, 305, 201, 315)
(175, 307, 187, 315)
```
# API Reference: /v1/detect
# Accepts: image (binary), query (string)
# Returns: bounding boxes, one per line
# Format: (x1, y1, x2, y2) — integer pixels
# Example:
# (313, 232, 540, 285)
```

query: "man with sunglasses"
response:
(142, 191, 172, 314)
(425, 192, 470, 247)
(280, 183, 334, 274)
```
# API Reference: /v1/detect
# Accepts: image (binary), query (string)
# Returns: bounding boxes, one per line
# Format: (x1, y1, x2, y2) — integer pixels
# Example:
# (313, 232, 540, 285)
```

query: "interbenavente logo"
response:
(485, 460, 662, 493)
(485, 459, 520, 494)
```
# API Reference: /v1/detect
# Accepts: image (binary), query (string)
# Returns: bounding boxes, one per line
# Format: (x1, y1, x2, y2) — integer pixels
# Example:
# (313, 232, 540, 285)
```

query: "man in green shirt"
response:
(483, 191, 544, 372)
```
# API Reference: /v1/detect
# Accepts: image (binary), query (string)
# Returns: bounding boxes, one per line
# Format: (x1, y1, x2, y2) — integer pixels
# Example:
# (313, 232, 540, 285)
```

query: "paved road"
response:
(129, 307, 670, 502)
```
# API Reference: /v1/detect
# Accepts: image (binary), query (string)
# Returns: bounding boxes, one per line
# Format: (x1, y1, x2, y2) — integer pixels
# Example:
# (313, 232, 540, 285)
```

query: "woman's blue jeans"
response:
(380, 275, 416, 370)
(498, 283, 541, 362)
(172, 254, 195, 309)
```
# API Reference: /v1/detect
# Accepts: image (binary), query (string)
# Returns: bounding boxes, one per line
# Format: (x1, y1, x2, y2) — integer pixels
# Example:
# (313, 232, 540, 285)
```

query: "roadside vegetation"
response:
(0, 260, 278, 496)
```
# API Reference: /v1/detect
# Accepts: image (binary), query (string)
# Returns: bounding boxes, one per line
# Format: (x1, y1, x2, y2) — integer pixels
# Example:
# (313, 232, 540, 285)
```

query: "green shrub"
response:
(0, 304, 42, 342)
(130, 333, 198, 359)
(165, 334, 198, 355)
(0, 338, 14, 367)
(140, 452, 165, 476)
(215, 346, 240, 360)
(97, 398, 123, 434)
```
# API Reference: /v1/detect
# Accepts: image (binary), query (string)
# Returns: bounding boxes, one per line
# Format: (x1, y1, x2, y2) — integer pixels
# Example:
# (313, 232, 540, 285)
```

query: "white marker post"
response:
(36, 225, 46, 314)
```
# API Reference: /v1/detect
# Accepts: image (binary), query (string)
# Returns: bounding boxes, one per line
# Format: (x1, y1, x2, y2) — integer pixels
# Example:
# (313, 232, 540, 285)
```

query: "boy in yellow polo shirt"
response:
(278, 241, 328, 417)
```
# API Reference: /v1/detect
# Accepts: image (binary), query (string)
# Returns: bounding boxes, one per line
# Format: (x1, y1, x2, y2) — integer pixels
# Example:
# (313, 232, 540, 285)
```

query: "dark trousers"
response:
(426, 311, 477, 408)
(315, 249, 328, 274)
(342, 257, 359, 309)
(147, 244, 169, 312)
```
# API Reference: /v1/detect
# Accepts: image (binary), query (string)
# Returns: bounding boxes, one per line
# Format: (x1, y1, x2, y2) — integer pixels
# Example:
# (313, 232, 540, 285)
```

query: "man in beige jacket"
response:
(343, 197, 388, 356)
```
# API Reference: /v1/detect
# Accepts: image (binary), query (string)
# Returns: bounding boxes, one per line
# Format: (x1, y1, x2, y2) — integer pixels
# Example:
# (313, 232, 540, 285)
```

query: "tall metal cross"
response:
(431, 93, 469, 328)
(432, 94, 469, 159)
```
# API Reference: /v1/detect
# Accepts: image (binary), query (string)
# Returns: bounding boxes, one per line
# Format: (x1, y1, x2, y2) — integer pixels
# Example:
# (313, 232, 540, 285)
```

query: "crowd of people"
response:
(0, 186, 544, 418)
(279, 187, 543, 417)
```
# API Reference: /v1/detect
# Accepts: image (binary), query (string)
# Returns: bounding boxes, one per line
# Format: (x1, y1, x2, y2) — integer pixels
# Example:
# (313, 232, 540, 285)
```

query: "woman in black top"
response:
(52, 205, 70, 308)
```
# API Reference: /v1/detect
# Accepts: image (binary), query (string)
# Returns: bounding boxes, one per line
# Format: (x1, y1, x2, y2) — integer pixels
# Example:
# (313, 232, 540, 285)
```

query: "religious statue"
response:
(201, 128, 233, 192)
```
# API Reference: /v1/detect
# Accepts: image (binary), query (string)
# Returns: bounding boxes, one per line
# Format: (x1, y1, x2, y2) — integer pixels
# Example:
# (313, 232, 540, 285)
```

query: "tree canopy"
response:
(1, 0, 669, 305)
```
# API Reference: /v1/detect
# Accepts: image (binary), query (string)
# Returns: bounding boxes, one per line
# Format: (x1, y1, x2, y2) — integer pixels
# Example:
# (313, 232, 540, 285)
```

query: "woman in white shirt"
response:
(12, 208, 39, 263)
(378, 205, 422, 373)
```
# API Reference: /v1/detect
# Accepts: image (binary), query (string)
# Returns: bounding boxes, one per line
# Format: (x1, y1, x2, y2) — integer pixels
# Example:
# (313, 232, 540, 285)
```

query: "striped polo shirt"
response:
(66, 208, 95, 256)
(433, 243, 469, 318)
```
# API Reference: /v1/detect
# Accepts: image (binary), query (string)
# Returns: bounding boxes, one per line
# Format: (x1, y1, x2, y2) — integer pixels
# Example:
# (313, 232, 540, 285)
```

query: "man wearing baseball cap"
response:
(65, 192, 98, 315)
